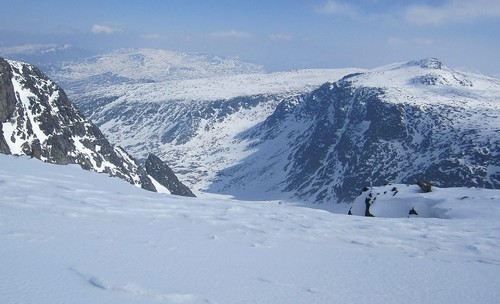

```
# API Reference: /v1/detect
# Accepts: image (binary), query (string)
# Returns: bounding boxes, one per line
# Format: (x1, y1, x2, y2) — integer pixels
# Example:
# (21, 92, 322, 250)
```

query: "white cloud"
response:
(91, 24, 120, 34)
(269, 34, 293, 41)
(404, 0, 500, 25)
(315, 0, 358, 17)
(210, 30, 252, 39)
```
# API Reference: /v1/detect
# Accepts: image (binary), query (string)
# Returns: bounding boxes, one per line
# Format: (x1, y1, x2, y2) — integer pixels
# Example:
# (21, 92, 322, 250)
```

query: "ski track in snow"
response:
(1, 155, 500, 304)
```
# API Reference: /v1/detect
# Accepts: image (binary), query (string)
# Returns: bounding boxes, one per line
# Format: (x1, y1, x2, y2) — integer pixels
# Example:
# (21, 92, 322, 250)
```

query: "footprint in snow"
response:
(69, 267, 213, 303)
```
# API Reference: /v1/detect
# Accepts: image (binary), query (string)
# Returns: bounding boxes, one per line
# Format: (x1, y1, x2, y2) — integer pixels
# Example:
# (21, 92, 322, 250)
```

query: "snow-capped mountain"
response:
(69, 68, 363, 195)
(214, 58, 500, 204)
(0, 57, 194, 197)
(61, 56, 500, 206)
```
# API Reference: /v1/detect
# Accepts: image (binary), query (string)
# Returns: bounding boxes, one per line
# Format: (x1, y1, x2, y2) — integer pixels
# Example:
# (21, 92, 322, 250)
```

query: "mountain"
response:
(213, 58, 500, 205)
(56, 55, 500, 207)
(2, 154, 500, 304)
(0, 57, 194, 197)
(46, 48, 265, 91)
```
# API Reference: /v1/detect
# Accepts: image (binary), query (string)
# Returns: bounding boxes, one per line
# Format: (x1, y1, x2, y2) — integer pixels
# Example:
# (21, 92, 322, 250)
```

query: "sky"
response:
(1, 0, 500, 75)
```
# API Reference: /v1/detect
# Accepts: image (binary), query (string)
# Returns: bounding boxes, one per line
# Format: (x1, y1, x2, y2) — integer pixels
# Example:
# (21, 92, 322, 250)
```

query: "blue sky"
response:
(1, 0, 500, 75)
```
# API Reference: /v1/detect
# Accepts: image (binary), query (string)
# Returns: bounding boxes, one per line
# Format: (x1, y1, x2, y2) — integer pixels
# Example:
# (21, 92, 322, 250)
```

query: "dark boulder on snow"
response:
(364, 197, 374, 217)
(417, 180, 432, 193)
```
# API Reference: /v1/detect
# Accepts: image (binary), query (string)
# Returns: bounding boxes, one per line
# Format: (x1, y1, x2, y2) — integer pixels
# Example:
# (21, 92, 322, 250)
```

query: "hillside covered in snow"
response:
(1, 154, 499, 304)
(62, 55, 500, 206)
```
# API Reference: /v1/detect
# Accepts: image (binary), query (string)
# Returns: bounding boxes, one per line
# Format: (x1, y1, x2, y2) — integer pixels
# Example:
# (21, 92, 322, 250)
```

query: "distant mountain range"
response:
(2, 45, 498, 207)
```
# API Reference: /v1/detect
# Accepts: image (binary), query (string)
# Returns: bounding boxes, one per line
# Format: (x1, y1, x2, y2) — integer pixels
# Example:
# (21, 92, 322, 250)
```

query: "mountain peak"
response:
(405, 58, 443, 69)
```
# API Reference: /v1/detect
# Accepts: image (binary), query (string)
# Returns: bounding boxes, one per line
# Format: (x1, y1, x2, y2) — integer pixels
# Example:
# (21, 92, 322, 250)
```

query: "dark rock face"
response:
(0, 123, 10, 154)
(144, 153, 195, 197)
(0, 57, 194, 196)
(282, 82, 497, 203)
(0, 59, 17, 121)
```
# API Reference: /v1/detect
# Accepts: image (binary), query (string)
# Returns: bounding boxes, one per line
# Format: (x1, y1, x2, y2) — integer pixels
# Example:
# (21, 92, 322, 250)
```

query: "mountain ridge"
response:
(219, 58, 499, 204)
(29, 51, 500, 207)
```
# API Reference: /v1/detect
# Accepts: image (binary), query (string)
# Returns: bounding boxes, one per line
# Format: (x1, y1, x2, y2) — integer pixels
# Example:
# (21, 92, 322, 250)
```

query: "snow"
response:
(147, 174, 171, 194)
(79, 68, 365, 103)
(65, 57, 500, 205)
(350, 184, 500, 220)
(55, 48, 265, 83)
(1, 154, 499, 304)
(81, 68, 363, 193)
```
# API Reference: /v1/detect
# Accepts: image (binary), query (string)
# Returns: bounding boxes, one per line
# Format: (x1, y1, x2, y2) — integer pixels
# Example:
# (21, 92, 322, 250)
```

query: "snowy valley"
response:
(40, 50, 500, 207)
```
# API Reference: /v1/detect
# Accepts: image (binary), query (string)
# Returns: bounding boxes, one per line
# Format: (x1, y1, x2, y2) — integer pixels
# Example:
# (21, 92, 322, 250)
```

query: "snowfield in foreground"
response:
(1, 155, 499, 304)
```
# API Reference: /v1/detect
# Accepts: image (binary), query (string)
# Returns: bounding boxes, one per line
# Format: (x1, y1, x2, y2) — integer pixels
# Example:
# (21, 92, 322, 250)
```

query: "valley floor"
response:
(1, 155, 499, 304)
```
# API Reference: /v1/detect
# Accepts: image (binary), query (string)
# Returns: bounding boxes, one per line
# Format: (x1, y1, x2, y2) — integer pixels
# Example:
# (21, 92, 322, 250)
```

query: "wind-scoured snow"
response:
(1, 154, 500, 304)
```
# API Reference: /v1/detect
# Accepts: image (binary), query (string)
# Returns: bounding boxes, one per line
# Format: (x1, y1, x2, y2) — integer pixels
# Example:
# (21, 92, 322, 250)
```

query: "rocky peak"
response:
(0, 57, 194, 197)
(144, 153, 195, 197)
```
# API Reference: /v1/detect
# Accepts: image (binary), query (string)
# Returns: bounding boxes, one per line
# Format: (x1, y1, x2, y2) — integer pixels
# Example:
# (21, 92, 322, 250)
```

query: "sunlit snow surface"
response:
(1, 154, 499, 304)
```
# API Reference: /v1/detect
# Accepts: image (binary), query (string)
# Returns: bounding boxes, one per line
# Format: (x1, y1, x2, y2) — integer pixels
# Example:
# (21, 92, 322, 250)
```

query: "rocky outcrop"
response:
(417, 180, 432, 193)
(0, 123, 10, 154)
(0, 57, 194, 196)
(144, 153, 195, 197)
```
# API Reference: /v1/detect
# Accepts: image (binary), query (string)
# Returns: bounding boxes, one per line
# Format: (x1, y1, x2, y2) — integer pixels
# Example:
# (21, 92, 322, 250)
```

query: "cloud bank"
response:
(316, 0, 500, 26)
(315, 0, 358, 18)
(91, 24, 120, 34)
(404, 0, 500, 25)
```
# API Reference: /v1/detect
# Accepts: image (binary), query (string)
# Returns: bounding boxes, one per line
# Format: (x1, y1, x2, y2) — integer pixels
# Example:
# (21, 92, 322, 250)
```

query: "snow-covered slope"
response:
(209, 58, 500, 204)
(350, 183, 500, 219)
(1, 154, 499, 304)
(0, 57, 194, 196)
(71, 68, 363, 193)
(68, 57, 499, 206)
